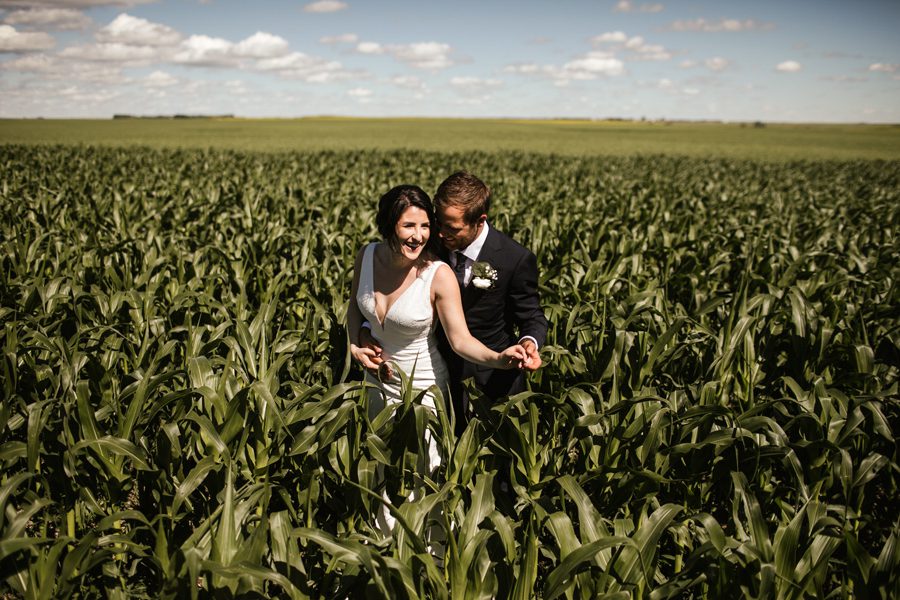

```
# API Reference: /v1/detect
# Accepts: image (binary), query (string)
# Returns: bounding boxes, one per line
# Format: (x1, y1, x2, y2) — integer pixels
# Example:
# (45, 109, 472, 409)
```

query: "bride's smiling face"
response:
(393, 206, 431, 260)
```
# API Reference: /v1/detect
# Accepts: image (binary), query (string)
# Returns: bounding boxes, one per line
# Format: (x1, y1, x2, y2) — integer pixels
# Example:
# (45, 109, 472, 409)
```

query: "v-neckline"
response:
(371, 244, 422, 328)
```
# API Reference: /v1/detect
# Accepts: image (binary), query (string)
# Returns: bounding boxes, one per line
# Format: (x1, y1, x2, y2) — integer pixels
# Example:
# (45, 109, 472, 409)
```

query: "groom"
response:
(432, 172, 548, 431)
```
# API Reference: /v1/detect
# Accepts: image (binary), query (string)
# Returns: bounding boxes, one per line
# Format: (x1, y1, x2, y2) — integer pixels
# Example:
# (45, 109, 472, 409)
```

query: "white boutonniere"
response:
(471, 261, 498, 289)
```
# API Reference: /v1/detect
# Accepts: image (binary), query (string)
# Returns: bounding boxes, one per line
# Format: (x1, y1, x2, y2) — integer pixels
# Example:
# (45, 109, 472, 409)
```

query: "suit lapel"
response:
(474, 227, 503, 263)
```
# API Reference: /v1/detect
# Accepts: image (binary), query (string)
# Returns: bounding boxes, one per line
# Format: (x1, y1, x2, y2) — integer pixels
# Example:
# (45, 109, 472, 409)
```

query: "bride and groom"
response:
(348, 171, 549, 443)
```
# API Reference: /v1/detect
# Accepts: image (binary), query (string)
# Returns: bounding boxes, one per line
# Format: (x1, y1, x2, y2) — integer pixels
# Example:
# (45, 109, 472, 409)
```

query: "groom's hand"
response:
(520, 339, 542, 372)
(358, 326, 391, 378)
(351, 346, 381, 373)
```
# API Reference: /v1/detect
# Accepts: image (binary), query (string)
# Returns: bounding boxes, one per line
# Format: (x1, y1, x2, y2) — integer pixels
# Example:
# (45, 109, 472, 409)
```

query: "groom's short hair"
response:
(434, 172, 491, 224)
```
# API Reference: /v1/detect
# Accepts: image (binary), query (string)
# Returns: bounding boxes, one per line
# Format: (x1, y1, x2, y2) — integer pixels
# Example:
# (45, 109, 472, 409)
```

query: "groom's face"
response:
(437, 205, 485, 251)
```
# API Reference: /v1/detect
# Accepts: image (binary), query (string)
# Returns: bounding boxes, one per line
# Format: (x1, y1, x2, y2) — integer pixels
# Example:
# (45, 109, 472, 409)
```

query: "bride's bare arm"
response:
(348, 246, 383, 372)
(432, 264, 528, 369)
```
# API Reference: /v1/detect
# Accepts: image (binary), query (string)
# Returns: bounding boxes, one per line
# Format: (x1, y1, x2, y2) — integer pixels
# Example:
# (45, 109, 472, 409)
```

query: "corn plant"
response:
(1, 145, 897, 598)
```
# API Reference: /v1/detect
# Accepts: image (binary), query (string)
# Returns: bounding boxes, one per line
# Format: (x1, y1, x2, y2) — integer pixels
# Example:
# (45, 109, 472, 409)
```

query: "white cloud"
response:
(67, 63, 129, 85)
(869, 63, 898, 73)
(303, 0, 347, 13)
(61, 62, 126, 83)
(665, 18, 774, 32)
(630, 42, 670, 60)
(821, 75, 868, 83)
(389, 74, 425, 89)
(0, 0, 154, 6)
(347, 86, 374, 103)
(704, 57, 729, 71)
(0, 51, 125, 82)
(592, 32, 671, 61)
(224, 79, 249, 95)
(563, 51, 625, 77)
(776, 60, 801, 72)
(143, 69, 178, 87)
(97, 13, 182, 47)
(504, 63, 542, 75)
(0, 52, 56, 70)
(233, 31, 289, 58)
(356, 40, 453, 70)
(356, 41, 382, 54)
(0, 23, 54, 51)
(447, 80, 502, 106)
(505, 51, 625, 86)
(255, 51, 348, 82)
(255, 52, 311, 70)
(320, 32, 357, 44)
(172, 34, 235, 65)
(656, 78, 700, 96)
(57, 84, 120, 103)
(389, 42, 453, 70)
(49, 13, 184, 66)
(61, 41, 162, 62)
(680, 59, 697, 68)
(3, 8, 92, 30)
(305, 68, 348, 83)
(54, 21, 311, 76)
(592, 31, 627, 44)
(614, 1, 664, 13)
(454, 96, 492, 107)
(450, 76, 503, 93)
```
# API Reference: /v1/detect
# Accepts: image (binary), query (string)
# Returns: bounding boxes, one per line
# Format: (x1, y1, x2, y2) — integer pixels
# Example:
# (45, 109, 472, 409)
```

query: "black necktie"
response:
(454, 252, 467, 287)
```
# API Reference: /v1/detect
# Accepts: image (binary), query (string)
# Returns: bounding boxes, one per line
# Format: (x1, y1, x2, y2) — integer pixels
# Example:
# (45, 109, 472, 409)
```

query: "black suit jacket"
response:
(440, 226, 549, 403)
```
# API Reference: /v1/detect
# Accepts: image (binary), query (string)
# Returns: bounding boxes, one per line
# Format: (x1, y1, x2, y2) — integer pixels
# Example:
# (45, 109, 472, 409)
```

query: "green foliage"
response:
(2, 118, 900, 160)
(1, 145, 898, 598)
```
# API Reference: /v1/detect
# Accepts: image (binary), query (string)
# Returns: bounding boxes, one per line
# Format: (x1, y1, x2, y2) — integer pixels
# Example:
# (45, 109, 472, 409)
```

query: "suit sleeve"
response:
(508, 249, 549, 348)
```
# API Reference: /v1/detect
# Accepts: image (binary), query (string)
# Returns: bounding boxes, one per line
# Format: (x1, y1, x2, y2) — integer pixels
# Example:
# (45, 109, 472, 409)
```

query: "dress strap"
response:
(360, 243, 377, 290)
(419, 259, 444, 287)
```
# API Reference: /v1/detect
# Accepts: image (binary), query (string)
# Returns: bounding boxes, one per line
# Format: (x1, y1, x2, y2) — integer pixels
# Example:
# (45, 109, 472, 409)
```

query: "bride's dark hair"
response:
(376, 184, 440, 254)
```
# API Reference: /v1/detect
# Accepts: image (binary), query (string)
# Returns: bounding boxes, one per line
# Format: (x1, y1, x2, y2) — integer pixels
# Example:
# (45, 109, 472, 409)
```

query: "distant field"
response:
(2, 117, 899, 160)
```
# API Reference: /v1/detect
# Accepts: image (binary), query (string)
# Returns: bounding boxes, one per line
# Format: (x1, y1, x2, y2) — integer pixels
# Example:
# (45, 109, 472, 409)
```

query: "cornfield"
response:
(1, 145, 897, 598)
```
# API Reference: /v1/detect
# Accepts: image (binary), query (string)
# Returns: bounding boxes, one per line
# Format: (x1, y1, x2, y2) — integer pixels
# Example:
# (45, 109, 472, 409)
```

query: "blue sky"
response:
(1, 0, 898, 122)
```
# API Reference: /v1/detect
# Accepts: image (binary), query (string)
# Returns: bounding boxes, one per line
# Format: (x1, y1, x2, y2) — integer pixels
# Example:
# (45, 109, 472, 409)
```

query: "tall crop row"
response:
(1, 145, 897, 598)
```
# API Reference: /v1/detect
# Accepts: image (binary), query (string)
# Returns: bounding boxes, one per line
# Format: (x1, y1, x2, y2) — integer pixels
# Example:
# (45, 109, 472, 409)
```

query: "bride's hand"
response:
(497, 344, 530, 369)
(350, 345, 384, 376)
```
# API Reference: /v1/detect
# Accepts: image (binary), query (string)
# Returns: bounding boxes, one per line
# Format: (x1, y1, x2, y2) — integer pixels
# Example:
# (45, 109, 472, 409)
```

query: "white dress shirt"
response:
(450, 221, 490, 287)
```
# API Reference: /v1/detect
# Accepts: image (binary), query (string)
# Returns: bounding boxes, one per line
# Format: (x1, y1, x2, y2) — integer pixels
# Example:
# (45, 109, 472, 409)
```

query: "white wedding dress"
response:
(356, 242, 450, 414)
(356, 242, 450, 539)
(356, 239, 449, 481)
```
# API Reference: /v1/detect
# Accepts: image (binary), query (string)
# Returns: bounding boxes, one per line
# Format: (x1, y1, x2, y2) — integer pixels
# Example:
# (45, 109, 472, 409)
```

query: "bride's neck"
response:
(381, 243, 419, 271)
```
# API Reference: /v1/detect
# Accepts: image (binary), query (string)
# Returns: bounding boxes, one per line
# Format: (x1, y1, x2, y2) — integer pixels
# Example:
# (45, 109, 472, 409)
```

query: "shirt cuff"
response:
(361, 321, 372, 330)
(518, 336, 538, 349)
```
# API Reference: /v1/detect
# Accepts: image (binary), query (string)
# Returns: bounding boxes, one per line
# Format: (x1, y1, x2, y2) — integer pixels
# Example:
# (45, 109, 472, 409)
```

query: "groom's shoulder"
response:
(489, 226, 536, 257)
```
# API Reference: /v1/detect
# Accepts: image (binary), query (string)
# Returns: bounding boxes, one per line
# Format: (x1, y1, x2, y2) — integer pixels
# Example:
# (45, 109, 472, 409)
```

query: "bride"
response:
(348, 184, 527, 457)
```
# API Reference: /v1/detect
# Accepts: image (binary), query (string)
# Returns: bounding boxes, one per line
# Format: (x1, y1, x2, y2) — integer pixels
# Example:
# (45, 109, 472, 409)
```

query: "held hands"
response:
(497, 339, 543, 371)
(354, 326, 394, 380)
(497, 344, 530, 370)
(520, 339, 543, 372)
